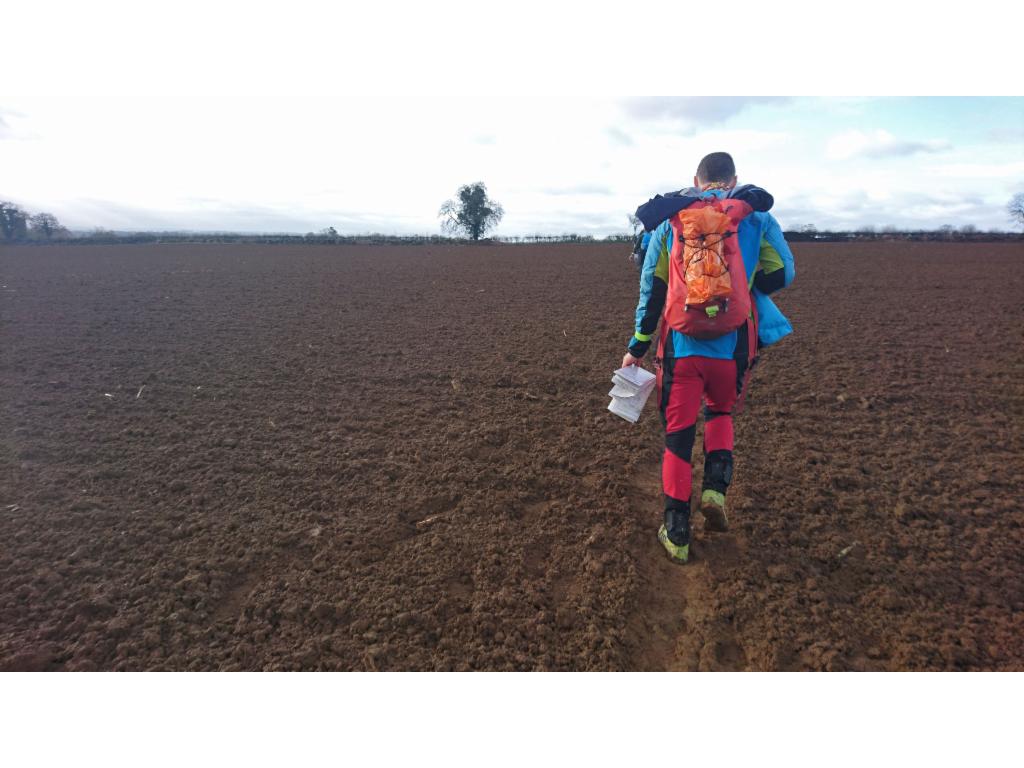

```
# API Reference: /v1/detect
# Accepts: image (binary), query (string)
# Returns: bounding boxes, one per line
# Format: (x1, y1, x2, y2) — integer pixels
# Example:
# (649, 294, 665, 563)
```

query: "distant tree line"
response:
(0, 224, 617, 246)
(2, 226, 1019, 247)
(3, 196, 1021, 247)
(498, 234, 603, 243)
(781, 223, 1021, 243)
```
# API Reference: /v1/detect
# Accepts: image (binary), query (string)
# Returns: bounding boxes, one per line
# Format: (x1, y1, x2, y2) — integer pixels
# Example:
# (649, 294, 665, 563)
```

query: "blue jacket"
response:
(629, 187, 795, 360)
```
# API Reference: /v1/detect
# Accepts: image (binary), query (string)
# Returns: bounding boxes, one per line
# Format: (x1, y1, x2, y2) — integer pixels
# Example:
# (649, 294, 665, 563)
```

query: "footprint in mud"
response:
(698, 634, 749, 671)
(520, 500, 551, 524)
(521, 537, 552, 578)
(693, 532, 745, 576)
(212, 570, 264, 624)
(622, 530, 698, 670)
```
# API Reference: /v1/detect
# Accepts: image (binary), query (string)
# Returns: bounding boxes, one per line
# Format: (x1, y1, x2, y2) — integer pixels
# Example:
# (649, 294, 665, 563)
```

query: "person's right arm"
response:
(622, 221, 670, 367)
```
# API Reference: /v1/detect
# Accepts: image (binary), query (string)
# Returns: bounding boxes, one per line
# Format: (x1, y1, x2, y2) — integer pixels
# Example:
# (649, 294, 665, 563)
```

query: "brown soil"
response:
(1, 241, 1022, 671)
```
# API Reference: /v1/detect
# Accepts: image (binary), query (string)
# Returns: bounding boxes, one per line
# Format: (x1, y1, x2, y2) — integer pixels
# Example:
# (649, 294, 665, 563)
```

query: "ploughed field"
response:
(1, 241, 1022, 671)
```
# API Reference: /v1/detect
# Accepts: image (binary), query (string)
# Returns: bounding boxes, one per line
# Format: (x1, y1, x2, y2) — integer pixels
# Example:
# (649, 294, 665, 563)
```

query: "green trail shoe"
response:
(700, 489, 729, 532)
(658, 524, 690, 564)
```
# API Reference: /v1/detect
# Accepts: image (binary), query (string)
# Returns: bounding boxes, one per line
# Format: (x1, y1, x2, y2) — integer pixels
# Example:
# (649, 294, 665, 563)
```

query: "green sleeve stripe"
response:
(759, 238, 785, 273)
(654, 240, 669, 282)
(633, 331, 652, 342)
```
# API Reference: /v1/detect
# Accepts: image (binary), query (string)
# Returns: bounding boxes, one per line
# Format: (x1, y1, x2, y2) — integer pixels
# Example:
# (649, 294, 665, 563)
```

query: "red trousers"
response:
(659, 356, 738, 504)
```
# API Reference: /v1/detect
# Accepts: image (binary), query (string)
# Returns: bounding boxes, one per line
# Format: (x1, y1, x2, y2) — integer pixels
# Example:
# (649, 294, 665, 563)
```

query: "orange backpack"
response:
(664, 198, 753, 339)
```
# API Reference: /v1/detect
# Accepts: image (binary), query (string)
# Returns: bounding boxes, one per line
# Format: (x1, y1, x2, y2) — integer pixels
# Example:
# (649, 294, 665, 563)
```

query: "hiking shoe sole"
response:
(700, 490, 729, 532)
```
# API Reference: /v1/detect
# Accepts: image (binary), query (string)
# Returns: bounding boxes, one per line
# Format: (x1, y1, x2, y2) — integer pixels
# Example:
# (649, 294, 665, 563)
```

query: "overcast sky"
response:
(2, 6, 1021, 236)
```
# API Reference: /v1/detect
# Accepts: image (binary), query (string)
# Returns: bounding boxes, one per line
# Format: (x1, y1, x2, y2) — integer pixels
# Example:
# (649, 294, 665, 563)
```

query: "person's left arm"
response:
(752, 213, 795, 295)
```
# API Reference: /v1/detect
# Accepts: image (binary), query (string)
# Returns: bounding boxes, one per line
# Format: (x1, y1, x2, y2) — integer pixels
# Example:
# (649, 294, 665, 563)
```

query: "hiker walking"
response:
(623, 152, 795, 563)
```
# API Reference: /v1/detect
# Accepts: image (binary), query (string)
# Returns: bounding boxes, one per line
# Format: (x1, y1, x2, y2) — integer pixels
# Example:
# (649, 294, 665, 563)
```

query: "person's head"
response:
(694, 152, 737, 191)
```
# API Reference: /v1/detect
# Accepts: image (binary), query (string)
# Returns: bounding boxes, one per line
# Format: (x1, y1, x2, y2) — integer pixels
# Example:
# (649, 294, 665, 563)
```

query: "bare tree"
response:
(29, 212, 69, 240)
(0, 201, 29, 241)
(1009, 193, 1024, 228)
(439, 182, 504, 240)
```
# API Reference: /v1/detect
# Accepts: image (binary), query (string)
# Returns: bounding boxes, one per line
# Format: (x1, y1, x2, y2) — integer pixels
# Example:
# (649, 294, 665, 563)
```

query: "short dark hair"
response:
(696, 152, 736, 183)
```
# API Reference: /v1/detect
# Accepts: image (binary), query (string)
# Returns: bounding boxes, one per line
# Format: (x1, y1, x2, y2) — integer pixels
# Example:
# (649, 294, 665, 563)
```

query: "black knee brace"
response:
(703, 449, 734, 494)
(664, 499, 691, 546)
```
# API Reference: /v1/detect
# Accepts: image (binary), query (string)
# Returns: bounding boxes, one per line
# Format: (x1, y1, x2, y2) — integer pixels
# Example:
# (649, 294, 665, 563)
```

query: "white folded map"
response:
(607, 365, 656, 423)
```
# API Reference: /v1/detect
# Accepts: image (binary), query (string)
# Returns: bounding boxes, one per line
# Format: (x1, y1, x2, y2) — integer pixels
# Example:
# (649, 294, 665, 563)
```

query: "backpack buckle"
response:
(704, 300, 728, 319)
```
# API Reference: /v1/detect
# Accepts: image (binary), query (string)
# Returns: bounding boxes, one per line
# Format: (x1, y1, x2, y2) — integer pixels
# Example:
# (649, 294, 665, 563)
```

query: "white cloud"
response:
(987, 126, 1024, 143)
(621, 97, 791, 132)
(0, 107, 35, 141)
(826, 129, 951, 160)
(541, 184, 614, 196)
(606, 127, 633, 147)
(773, 188, 1009, 232)
(927, 161, 1024, 179)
